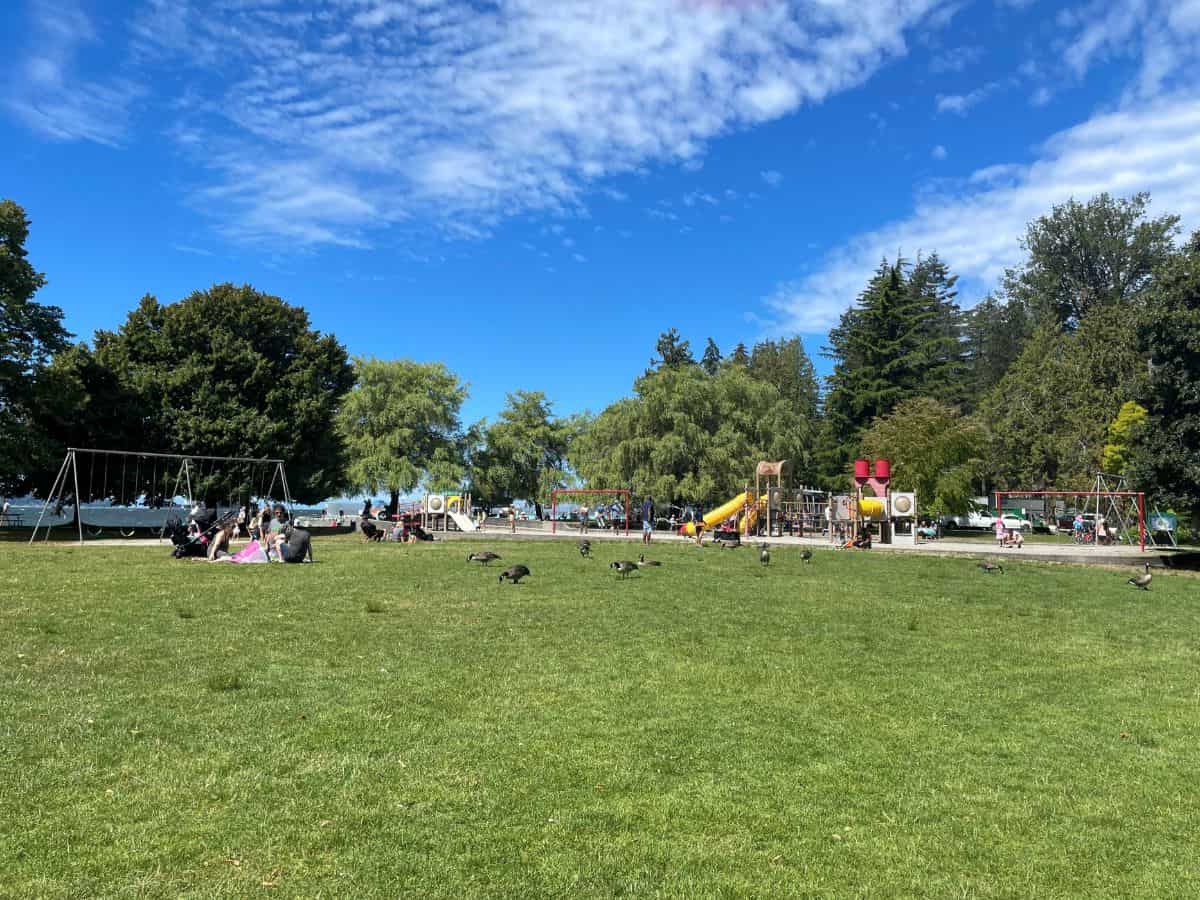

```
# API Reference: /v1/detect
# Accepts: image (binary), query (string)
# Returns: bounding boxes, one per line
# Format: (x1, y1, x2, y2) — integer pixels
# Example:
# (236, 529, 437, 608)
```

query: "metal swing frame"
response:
(29, 448, 293, 545)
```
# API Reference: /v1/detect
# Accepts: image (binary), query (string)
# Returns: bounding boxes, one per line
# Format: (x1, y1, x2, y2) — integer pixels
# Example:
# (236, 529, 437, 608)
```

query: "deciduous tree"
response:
(336, 357, 467, 511)
(0, 199, 71, 492)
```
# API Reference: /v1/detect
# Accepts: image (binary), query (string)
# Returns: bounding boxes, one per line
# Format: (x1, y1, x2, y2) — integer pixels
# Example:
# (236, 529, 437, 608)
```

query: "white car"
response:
(999, 513, 1033, 533)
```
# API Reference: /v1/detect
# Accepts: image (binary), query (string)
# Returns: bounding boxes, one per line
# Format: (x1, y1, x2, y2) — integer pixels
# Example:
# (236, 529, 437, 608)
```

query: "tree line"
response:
(2, 193, 1198, 525)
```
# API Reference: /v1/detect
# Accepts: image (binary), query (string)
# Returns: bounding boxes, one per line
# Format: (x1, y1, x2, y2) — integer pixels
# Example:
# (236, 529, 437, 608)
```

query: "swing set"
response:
(29, 447, 294, 545)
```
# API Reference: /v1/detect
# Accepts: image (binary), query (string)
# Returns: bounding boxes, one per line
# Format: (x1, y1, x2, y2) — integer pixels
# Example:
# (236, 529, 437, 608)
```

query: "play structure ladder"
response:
(447, 510, 478, 533)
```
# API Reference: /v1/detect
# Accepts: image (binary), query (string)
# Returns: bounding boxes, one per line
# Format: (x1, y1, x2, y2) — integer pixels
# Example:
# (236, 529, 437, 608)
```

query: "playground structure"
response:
(420, 493, 478, 533)
(30, 447, 293, 545)
(549, 489, 631, 535)
(679, 461, 829, 539)
(827, 458, 917, 545)
(994, 477, 1149, 551)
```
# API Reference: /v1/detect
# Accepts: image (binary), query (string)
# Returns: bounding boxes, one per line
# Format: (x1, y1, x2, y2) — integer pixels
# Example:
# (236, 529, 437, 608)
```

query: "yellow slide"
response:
(681, 491, 765, 536)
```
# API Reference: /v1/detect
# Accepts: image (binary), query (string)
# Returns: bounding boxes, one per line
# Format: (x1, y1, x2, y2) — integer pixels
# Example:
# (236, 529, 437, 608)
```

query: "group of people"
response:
(193, 501, 311, 563)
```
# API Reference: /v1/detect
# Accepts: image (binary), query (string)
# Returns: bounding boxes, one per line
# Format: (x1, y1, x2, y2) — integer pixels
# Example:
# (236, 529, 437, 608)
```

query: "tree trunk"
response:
(389, 490, 399, 518)
(534, 501, 544, 521)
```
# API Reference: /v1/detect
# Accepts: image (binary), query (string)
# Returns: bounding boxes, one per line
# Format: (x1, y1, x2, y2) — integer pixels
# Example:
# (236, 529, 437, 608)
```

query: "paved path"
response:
(36, 525, 1175, 569)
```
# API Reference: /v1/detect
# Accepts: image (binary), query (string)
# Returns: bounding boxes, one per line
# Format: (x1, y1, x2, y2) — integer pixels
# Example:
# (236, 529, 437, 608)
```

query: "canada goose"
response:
(610, 560, 638, 578)
(637, 554, 662, 567)
(467, 551, 501, 565)
(1127, 563, 1152, 591)
(978, 561, 1004, 575)
(498, 564, 530, 584)
(799, 549, 813, 563)
(759, 544, 770, 566)
(578, 540, 592, 558)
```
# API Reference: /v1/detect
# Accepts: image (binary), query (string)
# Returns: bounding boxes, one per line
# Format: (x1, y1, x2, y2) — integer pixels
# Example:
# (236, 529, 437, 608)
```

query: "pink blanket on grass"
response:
(220, 540, 270, 564)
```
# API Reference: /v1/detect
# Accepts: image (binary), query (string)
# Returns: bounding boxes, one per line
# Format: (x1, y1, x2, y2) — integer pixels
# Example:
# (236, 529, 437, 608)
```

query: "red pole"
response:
(995, 491, 1001, 518)
(1138, 492, 1145, 553)
(625, 491, 630, 536)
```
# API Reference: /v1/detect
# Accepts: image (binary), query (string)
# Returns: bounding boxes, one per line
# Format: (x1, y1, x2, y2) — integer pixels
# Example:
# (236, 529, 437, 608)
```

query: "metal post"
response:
(71, 450, 84, 545)
(551, 490, 557, 535)
(159, 460, 187, 542)
(29, 452, 71, 544)
(624, 490, 629, 537)
(277, 463, 295, 524)
(1138, 492, 1145, 553)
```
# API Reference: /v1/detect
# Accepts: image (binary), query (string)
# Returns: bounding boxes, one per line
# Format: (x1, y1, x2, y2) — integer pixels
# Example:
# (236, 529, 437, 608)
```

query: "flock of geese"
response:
(468, 542, 1157, 591)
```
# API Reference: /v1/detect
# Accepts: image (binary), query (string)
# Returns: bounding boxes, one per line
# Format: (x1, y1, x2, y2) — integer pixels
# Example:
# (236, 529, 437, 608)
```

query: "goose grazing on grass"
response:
(498, 564, 530, 584)
(610, 560, 638, 579)
(759, 544, 770, 566)
(800, 549, 813, 563)
(978, 561, 1004, 575)
(467, 551, 501, 566)
(637, 554, 662, 568)
(578, 540, 592, 558)
(1127, 563, 1153, 591)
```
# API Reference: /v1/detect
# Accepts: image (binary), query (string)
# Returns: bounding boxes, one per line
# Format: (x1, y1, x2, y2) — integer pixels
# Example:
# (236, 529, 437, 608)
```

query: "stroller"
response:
(167, 509, 237, 559)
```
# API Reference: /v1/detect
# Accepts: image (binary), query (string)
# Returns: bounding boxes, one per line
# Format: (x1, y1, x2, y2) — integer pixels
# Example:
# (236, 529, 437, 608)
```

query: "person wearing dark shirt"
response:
(271, 525, 313, 563)
(642, 496, 654, 545)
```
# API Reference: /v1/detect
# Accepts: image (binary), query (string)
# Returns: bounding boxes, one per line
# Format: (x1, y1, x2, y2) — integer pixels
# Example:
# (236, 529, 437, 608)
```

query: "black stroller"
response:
(167, 508, 236, 559)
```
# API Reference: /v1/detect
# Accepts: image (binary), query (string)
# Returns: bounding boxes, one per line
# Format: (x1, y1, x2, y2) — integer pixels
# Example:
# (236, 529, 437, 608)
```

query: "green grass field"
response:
(3, 536, 1198, 898)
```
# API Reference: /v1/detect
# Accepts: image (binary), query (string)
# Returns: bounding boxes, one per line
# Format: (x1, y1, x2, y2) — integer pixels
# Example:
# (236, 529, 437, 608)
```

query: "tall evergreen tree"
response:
(700, 337, 722, 375)
(963, 293, 1033, 402)
(651, 328, 694, 369)
(748, 336, 819, 419)
(1128, 231, 1200, 519)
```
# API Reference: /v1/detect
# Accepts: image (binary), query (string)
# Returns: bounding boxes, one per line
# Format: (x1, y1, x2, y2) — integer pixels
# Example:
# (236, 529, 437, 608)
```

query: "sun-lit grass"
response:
(2, 535, 1198, 898)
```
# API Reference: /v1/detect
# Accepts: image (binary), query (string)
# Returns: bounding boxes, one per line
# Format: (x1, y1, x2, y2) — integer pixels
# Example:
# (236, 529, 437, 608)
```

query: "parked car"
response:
(999, 513, 1033, 533)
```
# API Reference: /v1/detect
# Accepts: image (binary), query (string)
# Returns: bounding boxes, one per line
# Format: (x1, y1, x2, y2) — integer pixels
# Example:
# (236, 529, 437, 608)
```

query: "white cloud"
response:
(931, 144, 948, 159)
(1029, 85, 1053, 107)
(761, 169, 784, 188)
(4, 0, 142, 146)
(767, 93, 1200, 333)
(935, 81, 1001, 115)
(108, 0, 958, 245)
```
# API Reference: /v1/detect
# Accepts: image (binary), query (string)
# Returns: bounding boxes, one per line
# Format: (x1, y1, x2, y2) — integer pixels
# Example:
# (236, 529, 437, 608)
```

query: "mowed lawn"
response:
(2, 537, 1198, 899)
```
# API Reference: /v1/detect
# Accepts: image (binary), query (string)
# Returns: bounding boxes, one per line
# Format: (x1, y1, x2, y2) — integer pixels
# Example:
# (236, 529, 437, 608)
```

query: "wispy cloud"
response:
(171, 243, 213, 256)
(935, 81, 1002, 115)
(4, 0, 142, 146)
(760, 169, 784, 188)
(767, 93, 1200, 333)
(115, 0, 957, 246)
(931, 144, 948, 160)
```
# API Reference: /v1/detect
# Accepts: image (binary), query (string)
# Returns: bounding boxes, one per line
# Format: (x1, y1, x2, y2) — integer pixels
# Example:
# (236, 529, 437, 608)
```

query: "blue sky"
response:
(4, 0, 1199, 426)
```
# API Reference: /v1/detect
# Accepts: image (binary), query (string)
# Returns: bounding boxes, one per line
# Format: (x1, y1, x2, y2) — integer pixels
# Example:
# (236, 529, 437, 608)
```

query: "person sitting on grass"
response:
(207, 520, 235, 561)
(268, 524, 313, 563)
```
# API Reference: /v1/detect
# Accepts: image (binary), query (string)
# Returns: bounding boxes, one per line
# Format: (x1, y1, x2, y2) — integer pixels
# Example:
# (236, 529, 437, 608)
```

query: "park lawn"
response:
(1, 537, 1198, 899)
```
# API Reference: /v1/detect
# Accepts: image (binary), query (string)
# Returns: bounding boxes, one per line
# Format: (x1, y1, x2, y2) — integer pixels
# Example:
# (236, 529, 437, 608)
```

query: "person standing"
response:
(508, 504, 517, 534)
(579, 504, 589, 534)
(642, 495, 654, 544)
(994, 516, 1007, 548)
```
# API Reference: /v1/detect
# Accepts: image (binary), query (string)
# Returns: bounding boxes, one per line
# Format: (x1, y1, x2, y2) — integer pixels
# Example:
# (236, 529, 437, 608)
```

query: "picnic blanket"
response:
(218, 540, 271, 564)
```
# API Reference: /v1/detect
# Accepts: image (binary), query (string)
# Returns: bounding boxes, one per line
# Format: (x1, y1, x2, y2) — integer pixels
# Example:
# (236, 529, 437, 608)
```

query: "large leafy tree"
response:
(860, 398, 984, 516)
(0, 200, 71, 493)
(978, 303, 1146, 490)
(336, 357, 467, 511)
(571, 364, 815, 505)
(468, 390, 578, 517)
(1006, 192, 1178, 328)
(1128, 232, 1200, 519)
(39, 286, 355, 503)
